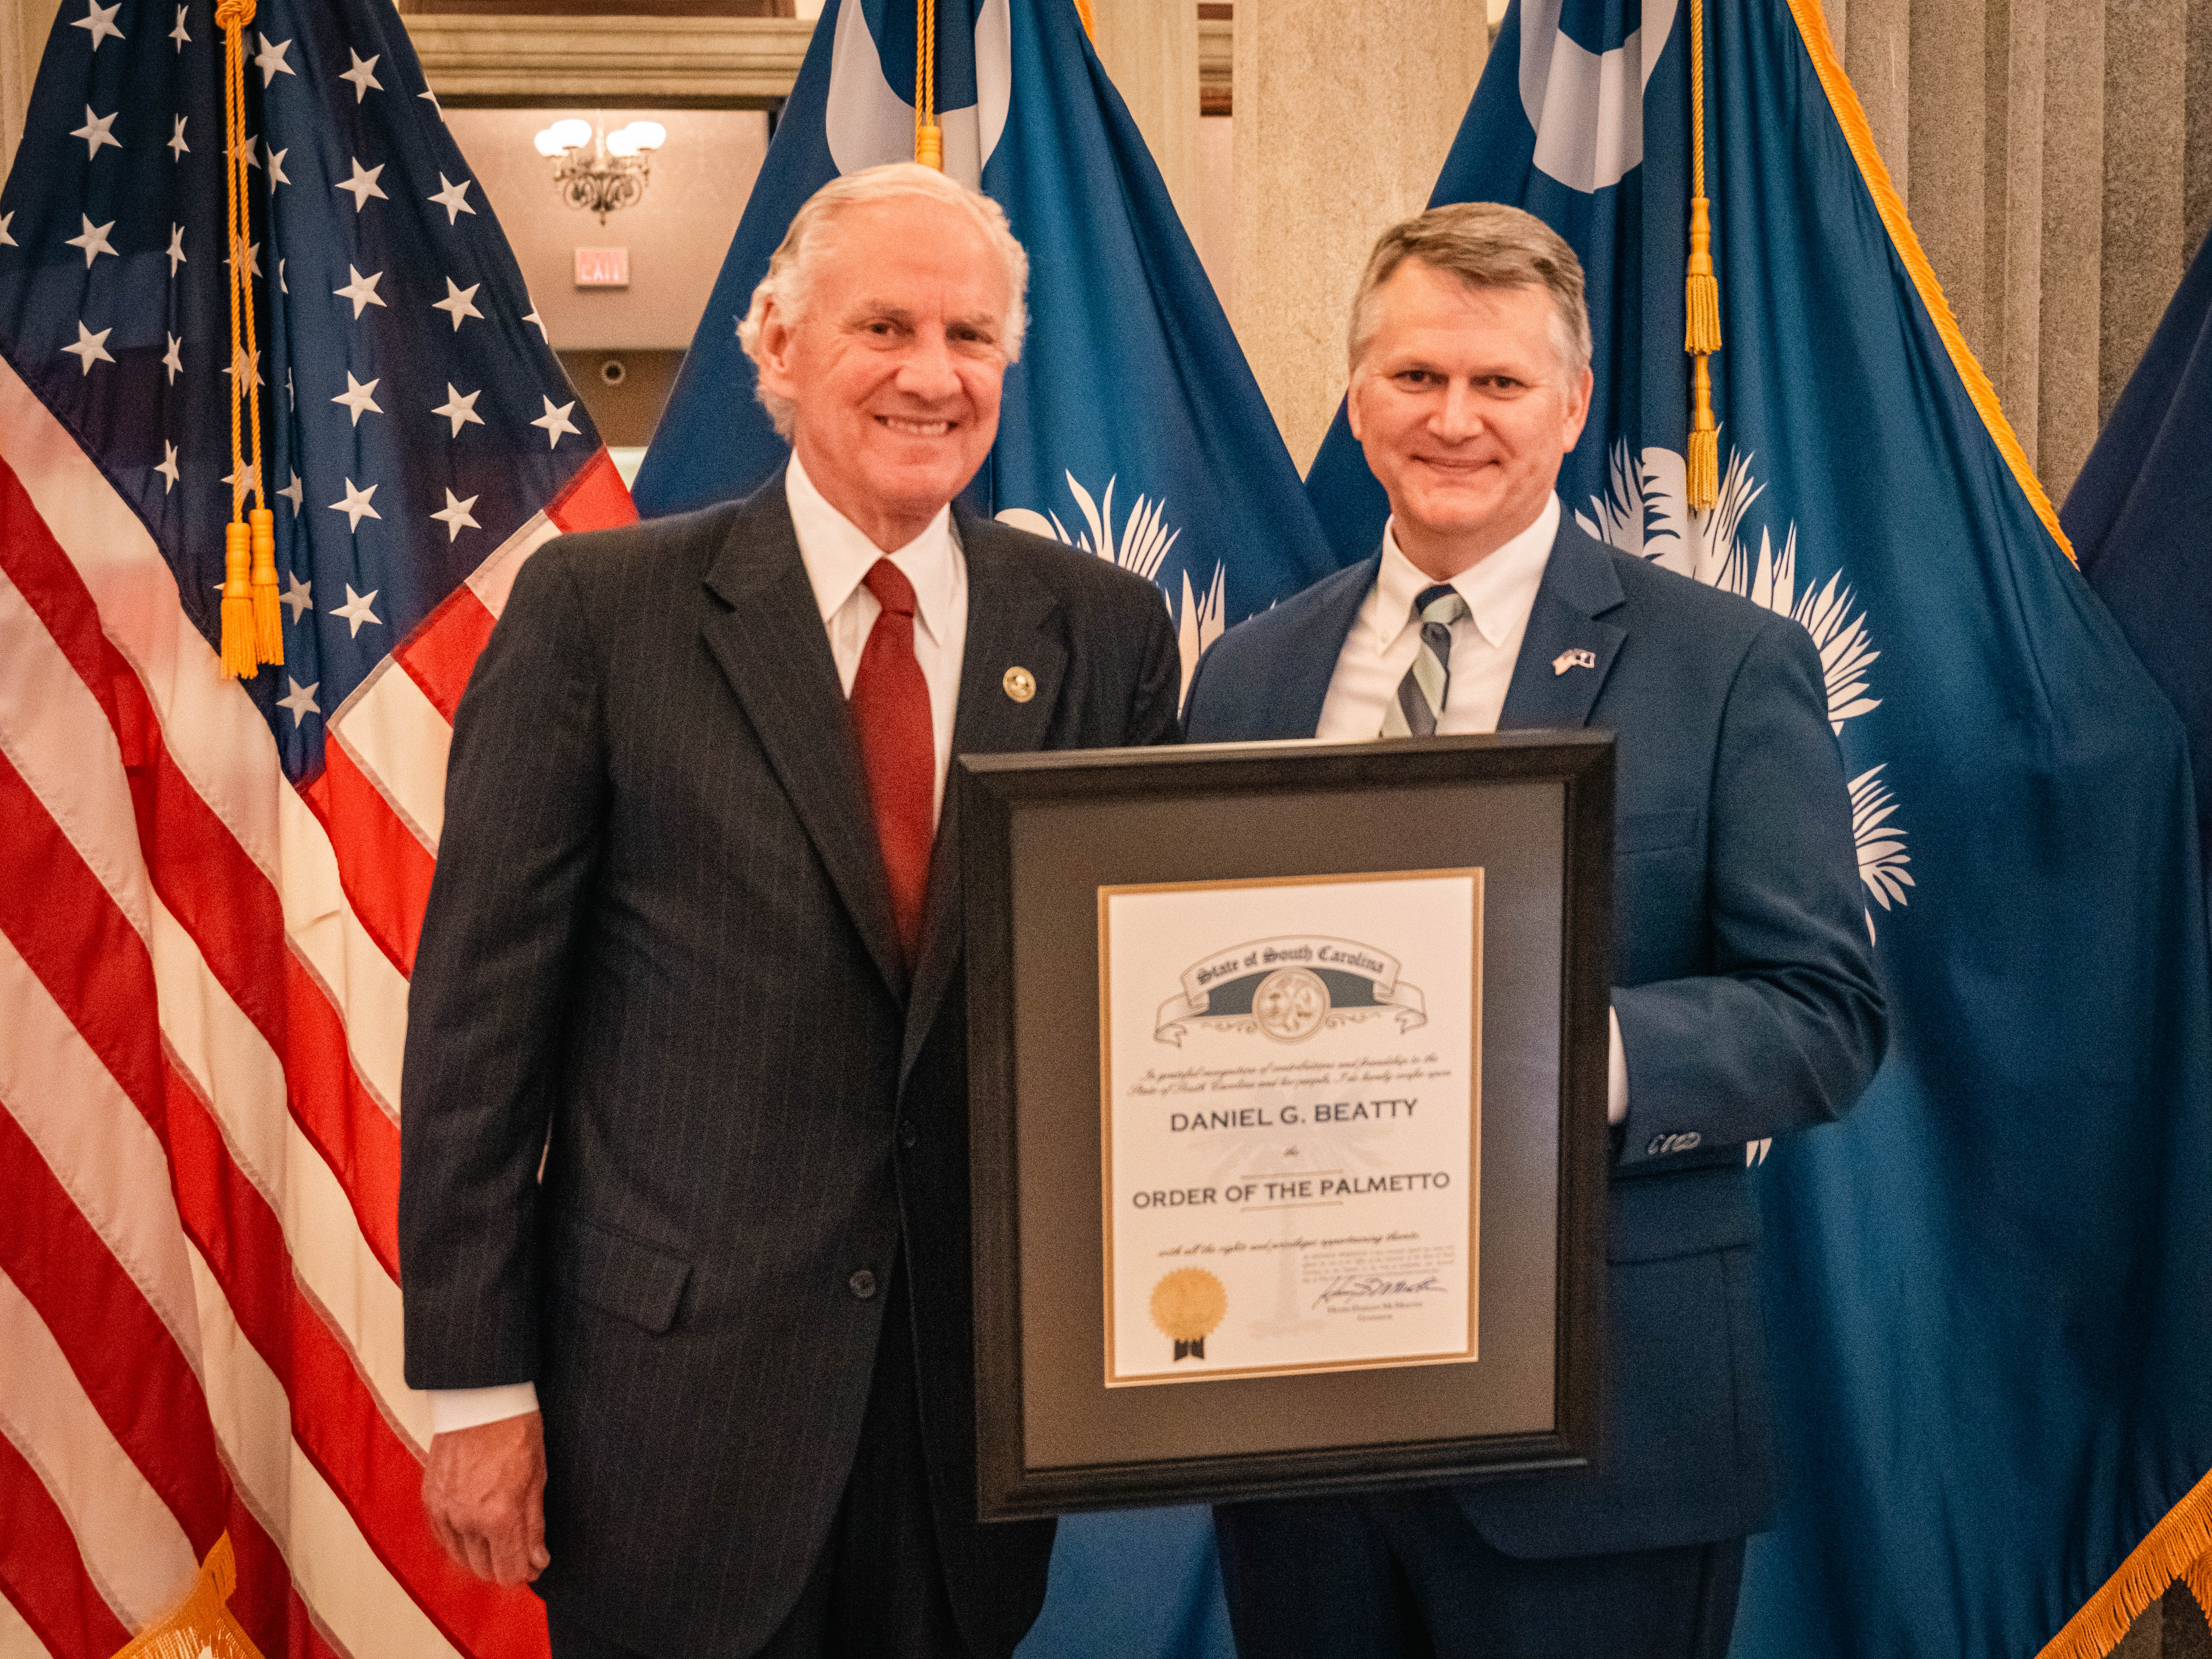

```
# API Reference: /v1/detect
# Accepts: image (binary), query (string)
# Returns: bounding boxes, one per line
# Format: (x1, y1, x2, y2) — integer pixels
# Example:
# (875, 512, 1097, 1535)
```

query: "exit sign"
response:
(574, 247, 630, 288)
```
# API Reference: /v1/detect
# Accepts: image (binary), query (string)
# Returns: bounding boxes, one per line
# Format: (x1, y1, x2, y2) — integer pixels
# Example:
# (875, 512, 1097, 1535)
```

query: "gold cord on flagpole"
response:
(216, 0, 278, 677)
(1685, 0, 1720, 509)
(914, 0, 942, 167)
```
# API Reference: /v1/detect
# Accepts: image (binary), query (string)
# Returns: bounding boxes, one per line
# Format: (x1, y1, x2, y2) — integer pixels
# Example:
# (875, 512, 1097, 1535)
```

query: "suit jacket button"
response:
(898, 1121, 918, 1150)
(848, 1269, 878, 1300)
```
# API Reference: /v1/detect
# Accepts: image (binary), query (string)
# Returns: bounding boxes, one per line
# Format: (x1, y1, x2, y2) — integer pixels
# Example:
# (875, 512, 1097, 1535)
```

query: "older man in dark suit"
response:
(398, 163, 1181, 1659)
(1183, 204, 1885, 1657)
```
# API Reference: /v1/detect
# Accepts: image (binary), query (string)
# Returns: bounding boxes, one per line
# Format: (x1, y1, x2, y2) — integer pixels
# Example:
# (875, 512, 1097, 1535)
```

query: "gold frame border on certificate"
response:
(1095, 867, 1485, 1388)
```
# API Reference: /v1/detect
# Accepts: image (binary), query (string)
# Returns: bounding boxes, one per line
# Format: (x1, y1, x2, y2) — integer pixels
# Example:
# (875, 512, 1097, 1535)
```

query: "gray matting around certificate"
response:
(1010, 778, 1564, 1471)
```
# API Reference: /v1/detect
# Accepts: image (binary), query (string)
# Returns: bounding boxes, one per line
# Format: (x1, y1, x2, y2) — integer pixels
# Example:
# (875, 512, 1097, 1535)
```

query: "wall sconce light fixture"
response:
(533, 119, 668, 223)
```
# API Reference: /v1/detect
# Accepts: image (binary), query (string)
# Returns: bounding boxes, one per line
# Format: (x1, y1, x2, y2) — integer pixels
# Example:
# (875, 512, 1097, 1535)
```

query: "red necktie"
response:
(849, 559, 935, 966)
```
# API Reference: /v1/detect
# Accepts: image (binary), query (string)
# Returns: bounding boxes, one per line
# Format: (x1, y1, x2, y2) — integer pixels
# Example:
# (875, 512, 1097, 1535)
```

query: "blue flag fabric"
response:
(632, 0, 1336, 699)
(2061, 231, 2212, 892)
(1305, 0, 2212, 1654)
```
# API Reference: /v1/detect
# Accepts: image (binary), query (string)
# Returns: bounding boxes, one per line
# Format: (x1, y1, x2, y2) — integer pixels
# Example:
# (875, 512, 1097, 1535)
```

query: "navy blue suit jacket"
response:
(1185, 519, 1886, 1556)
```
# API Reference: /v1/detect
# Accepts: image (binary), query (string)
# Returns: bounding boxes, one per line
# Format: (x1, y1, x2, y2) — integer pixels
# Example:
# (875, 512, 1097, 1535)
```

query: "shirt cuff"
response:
(1607, 1004, 1628, 1126)
(428, 1382, 541, 1436)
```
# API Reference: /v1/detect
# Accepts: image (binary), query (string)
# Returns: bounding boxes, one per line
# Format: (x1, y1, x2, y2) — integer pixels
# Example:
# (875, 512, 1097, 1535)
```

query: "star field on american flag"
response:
(0, 0, 612, 783)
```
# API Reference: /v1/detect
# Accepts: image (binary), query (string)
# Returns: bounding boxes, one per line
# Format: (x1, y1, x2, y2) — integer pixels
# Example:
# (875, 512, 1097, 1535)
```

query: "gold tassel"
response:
(1687, 355, 1719, 509)
(1685, 196, 1722, 354)
(248, 506, 282, 664)
(219, 521, 256, 679)
(915, 125, 943, 169)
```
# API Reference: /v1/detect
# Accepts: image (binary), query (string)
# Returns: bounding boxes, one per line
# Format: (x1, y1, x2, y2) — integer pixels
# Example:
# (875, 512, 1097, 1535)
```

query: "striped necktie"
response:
(1380, 582, 1470, 738)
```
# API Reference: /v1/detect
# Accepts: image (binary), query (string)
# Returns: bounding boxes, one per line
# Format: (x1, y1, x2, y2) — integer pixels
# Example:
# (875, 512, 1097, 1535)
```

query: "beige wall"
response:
(1230, 0, 1490, 470)
(444, 106, 766, 350)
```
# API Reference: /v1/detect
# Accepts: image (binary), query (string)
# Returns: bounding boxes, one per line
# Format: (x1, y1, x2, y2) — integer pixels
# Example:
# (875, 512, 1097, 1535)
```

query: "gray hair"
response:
(1347, 202, 1591, 378)
(738, 163, 1030, 437)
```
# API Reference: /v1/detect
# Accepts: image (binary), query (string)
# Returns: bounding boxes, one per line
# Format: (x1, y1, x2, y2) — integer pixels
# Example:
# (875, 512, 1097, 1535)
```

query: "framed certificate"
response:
(960, 733, 1614, 1520)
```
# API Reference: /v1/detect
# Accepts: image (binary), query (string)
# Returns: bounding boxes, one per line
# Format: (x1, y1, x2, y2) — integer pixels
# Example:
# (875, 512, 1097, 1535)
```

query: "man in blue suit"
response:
(1185, 204, 1886, 1658)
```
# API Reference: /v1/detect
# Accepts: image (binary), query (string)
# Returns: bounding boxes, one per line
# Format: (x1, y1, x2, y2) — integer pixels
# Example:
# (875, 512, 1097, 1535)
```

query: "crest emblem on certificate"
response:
(1153, 936, 1428, 1047)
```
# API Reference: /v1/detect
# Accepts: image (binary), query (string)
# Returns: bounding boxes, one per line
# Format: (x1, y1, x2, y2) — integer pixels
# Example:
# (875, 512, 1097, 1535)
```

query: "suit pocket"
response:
(1618, 808, 1700, 855)
(553, 1211, 691, 1334)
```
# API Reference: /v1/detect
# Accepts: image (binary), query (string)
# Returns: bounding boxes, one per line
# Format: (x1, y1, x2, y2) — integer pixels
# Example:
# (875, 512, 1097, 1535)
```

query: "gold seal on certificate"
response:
(1099, 869, 1483, 1387)
(1150, 1267, 1228, 1362)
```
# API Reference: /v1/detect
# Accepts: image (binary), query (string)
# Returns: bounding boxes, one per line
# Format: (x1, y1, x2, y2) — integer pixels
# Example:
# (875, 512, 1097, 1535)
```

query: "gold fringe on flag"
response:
(1778, 0, 2075, 563)
(2030, 1468, 2212, 1659)
(215, 0, 279, 675)
(108, 1534, 269, 1659)
(1684, 0, 1720, 509)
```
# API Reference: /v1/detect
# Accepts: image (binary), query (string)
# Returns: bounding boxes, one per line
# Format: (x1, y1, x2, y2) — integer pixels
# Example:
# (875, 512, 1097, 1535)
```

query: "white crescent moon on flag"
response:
(826, 0, 1012, 187)
(1519, 0, 1678, 192)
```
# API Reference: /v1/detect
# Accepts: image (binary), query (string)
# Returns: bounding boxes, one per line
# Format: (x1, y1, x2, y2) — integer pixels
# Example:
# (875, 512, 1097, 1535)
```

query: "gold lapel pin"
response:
(1003, 665, 1036, 703)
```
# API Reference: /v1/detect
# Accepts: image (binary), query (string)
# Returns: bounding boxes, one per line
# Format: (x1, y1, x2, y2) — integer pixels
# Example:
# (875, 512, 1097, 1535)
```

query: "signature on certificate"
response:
(1313, 1274, 1447, 1309)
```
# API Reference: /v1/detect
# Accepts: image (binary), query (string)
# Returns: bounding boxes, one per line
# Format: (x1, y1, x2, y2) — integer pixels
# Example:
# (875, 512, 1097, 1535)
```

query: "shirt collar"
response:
(1373, 493, 1561, 652)
(785, 450, 960, 647)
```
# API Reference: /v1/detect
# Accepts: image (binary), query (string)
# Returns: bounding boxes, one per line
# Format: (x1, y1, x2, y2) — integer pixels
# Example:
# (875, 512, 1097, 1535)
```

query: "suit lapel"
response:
(1272, 555, 1380, 738)
(1497, 523, 1629, 731)
(900, 514, 1067, 1086)
(699, 475, 909, 1000)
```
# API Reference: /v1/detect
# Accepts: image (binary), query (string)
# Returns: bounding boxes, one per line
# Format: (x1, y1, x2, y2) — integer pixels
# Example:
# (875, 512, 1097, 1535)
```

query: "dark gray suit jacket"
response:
(1184, 520, 1886, 1557)
(399, 473, 1182, 1654)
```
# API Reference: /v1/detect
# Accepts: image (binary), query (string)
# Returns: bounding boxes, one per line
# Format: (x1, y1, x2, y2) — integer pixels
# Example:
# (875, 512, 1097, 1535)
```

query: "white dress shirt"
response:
(1312, 493, 1629, 1132)
(428, 454, 974, 1437)
(1316, 494, 1559, 742)
(786, 449, 969, 824)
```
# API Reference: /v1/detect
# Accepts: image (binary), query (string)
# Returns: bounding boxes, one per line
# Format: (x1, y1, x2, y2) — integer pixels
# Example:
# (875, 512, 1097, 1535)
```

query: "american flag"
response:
(0, 0, 634, 1651)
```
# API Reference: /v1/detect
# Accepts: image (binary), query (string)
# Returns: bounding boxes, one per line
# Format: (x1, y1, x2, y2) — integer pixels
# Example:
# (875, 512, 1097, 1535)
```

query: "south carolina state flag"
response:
(1305, 0, 2212, 1654)
(634, 0, 1336, 704)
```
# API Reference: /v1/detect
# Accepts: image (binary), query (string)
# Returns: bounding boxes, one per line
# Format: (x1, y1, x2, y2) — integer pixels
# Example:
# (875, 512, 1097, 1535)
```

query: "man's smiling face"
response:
(1346, 260, 1592, 579)
(756, 193, 1013, 550)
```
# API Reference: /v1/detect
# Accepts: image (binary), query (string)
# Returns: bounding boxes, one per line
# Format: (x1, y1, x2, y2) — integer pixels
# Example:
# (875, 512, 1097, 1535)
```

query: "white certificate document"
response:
(1098, 870, 1481, 1386)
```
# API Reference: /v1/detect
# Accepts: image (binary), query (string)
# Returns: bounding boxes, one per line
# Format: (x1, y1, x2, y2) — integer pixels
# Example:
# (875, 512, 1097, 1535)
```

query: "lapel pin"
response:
(1003, 665, 1037, 703)
(1553, 648, 1598, 676)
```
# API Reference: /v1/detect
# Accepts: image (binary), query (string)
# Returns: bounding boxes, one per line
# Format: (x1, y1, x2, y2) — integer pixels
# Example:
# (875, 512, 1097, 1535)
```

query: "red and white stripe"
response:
(0, 351, 637, 1659)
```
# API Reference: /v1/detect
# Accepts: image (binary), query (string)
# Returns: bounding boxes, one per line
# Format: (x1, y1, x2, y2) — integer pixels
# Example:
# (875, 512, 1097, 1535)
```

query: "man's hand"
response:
(422, 1411, 550, 1585)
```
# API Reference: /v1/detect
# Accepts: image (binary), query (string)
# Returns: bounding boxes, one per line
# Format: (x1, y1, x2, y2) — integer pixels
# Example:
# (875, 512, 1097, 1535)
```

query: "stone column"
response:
(2036, 0, 2104, 494)
(1091, 0, 1204, 230)
(1, 0, 63, 183)
(2189, 0, 2211, 256)
(2099, 0, 2188, 419)
(1909, 0, 1989, 349)
(1986, 0, 2049, 464)
(1231, 0, 1486, 470)
(1848, 0, 1913, 200)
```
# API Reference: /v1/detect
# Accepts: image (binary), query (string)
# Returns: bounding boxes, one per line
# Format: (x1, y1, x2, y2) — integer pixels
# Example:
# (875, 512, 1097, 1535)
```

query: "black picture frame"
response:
(960, 732, 1615, 1521)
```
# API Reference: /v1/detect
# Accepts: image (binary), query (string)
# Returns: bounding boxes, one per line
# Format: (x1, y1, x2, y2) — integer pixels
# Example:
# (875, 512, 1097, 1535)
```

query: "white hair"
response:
(737, 163, 1030, 437)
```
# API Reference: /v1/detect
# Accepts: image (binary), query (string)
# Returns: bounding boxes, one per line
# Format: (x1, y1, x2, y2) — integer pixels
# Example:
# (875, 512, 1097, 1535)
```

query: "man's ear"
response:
(1561, 364, 1594, 450)
(1345, 369, 1367, 442)
(756, 301, 798, 402)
